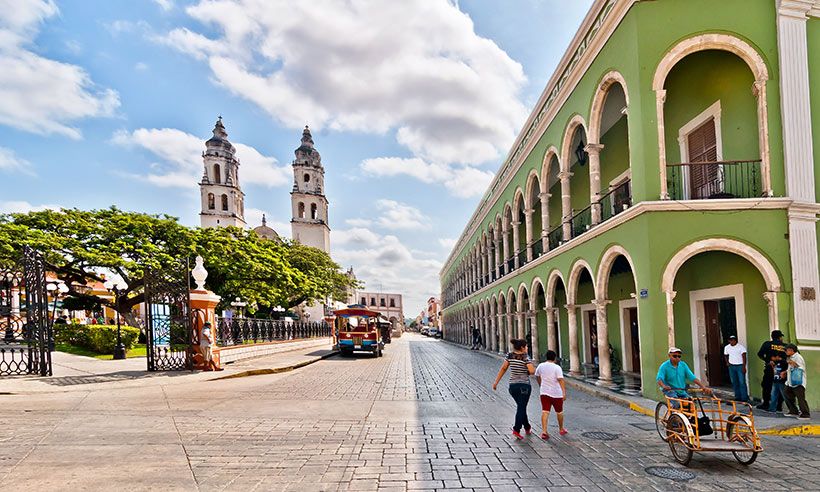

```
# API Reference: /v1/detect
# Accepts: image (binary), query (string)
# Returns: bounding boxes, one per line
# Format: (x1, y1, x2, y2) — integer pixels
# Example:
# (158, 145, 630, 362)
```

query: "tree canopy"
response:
(0, 207, 357, 319)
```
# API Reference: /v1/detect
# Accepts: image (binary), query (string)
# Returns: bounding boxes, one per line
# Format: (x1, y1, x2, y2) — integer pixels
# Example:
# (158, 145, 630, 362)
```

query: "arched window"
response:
(310, 203, 318, 219)
(213, 164, 221, 184)
(298, 202, 305, 218)
(221, 194, 228, 211)
(207, 193, 215, 210)
(304, 173, 310, 183)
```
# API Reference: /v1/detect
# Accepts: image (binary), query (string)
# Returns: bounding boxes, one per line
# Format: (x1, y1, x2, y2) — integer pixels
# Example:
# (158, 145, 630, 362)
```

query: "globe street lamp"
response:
(103, 277, 128, 360)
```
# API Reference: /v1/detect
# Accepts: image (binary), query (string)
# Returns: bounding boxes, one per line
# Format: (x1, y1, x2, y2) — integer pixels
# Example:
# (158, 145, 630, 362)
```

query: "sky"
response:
(0, 0, 595, 317)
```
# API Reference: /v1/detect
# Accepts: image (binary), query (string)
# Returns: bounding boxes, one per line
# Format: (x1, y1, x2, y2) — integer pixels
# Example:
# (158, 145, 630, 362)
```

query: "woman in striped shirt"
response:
(492, 339, 536, 439)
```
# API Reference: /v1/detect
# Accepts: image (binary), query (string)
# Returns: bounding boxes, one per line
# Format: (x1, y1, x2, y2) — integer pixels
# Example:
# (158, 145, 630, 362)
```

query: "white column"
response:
(593, 298, 612, 382)
(566, 304, 581, 374)
(655, 89, 669, 199)
(545, 307, 557, 352)
(665, 290, 677, 348)
(516, 311, 526, 339)
(493, 233, 501, 278)
(511, 220, 521, 269)
(559, 171, 573, 239)
(497, 313, 506, 353)
(502, 224, 510, 274)
(586, 143, 605, 225)
(524, 208, 534, 262)
(506, 312, 514, 349)
(528, 310, 539, 362)
(539, 192, 551, 251)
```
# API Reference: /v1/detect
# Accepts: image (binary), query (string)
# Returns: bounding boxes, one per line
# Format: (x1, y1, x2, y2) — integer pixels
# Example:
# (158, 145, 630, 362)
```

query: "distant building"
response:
(358, 291, 404, 329)
(426, 297, 441, 328)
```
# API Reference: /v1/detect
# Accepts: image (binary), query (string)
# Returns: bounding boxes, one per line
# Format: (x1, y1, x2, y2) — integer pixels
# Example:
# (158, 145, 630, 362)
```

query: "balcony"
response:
(570, 205, 592, 238)
(531, 238, 544, 259)
(518, 249, 528, 267)
(547, 225, 563, 251)
(506, 257, 515, 274)
(598, 180, 632, 222)
(667, 160, 762, 200)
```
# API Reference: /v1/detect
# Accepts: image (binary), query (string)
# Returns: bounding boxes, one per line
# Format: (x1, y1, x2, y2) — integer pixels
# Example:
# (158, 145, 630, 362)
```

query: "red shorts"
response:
(540, 395, 564, 412)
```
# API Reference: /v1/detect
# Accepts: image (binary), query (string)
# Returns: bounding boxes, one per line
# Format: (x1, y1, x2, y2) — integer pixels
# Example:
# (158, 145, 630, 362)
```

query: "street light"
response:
(46, 280, 69, 351)
(103, 277, 128, 360)
(230, 297, 247, 318)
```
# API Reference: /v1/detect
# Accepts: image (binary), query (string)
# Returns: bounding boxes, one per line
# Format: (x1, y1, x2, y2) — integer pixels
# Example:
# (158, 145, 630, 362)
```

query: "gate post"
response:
(190, 256, 222, 370)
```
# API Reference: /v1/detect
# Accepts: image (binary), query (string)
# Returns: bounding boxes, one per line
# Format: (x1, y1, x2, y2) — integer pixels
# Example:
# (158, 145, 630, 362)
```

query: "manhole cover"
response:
(645, 466, 695, 482)
(581, 431, 619, 441)
(630, 422, 656, 431)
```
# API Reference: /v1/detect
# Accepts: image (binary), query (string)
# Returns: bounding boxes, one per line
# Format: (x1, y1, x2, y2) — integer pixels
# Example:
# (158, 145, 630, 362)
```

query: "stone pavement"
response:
(0, 334, 817, 491)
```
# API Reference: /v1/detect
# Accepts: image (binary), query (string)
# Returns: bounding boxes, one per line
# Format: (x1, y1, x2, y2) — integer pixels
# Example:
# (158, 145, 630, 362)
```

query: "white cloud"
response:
(332, 226, 441, 315)
(438, 238, 457, 250)
(0, 146, 34, 175)
(111, 127, 290, 189)
(0, 0, 119, 138)
(0, 200, 61, 214)
(374, 199, 429, 231)
(345, 218, 372, 228)
(361, 156, 493, 198)
(134, 62, 148, 71)
(153, 0, 173, 11)
(159, 0, 527, 165)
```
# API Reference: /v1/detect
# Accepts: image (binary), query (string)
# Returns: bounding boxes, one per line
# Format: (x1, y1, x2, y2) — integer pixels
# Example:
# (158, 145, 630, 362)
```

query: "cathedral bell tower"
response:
(199, 117, 246, 228)
(290, 126, 331, 252)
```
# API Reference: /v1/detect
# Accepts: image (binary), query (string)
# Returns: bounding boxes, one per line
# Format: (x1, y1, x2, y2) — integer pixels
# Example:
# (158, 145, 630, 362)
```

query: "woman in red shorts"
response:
(534, 350, 568, 439)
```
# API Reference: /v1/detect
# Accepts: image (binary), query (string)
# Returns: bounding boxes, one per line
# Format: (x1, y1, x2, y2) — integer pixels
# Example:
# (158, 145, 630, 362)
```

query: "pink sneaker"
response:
(559, 429, 568, 436)
(525, 428, 533, 436)
(512, 429, 524, 440)
(540, 433, 550, 440)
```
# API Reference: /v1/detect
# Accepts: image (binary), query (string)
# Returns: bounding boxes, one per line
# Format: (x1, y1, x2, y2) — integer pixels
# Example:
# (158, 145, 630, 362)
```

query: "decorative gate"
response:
(144, 258, 193, 371)
(0, 246, 51, 376)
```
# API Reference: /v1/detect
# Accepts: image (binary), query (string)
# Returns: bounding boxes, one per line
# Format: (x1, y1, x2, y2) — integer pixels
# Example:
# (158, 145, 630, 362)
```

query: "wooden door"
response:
(628, 307, 640, 372)
(703, 300, 725, 387)
(587, 311, 598, 363)
(687, 117, 720, 198)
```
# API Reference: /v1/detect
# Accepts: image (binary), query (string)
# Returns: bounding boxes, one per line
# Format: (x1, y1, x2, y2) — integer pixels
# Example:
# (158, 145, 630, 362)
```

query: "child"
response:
(767, 353, 788, 413)
(534, 350, 568, 439)
(783, 344, 809, 419)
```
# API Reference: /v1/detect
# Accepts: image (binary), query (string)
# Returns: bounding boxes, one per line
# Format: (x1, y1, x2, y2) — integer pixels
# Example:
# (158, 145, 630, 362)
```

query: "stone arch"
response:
(661, 238, 781, 293)
(560, 114, 589, 173)
(595, 245, 639, 299)
(517, 282, 530, 312)
(530, 277, 545, 311)
(540, 146, 561, 192)
(512, 187, 526, 218)
(567, 259, 597, 305)
(524, 170, 541, 208)
(545, 269, 566, 308)
(652, 33, 768, 91)
(588, 71, 630, 144)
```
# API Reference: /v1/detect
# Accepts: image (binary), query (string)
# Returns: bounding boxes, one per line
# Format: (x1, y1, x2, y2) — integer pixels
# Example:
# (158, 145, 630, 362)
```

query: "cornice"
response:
(777, 0, 819, 18)
(441, 0, 637, 277)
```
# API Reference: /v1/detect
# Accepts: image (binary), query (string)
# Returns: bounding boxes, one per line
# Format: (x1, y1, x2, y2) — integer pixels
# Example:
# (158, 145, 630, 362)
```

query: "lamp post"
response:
(103, 277, 128, 360)
(230, 297, 247, 318)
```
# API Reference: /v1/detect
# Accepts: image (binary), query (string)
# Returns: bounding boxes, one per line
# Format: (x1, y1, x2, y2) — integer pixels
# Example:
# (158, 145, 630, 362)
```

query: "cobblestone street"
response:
(1, 334, 817, 491)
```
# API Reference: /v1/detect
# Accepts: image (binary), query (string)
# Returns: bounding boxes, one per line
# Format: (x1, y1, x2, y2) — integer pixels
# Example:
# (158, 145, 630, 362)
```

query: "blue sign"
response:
(640, 289, 648, 299)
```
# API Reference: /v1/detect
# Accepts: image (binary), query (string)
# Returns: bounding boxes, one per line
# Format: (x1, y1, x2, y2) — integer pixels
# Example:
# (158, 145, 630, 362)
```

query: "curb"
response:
(210, 351, 338, 380)
(563, 376, 655, 417)
(759, 424, 820, 436)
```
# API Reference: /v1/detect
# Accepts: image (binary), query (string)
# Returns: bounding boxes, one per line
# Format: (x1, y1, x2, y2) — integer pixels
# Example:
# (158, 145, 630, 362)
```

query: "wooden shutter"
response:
(687, 118, 719, 198)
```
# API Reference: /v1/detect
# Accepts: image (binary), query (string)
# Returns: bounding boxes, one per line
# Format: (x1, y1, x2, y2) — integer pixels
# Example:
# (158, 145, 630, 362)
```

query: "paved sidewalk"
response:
(0, 342, 336, 394)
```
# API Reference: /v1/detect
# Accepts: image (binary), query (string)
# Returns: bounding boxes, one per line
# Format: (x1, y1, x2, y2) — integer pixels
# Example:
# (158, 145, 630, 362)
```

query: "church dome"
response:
(252, 214, 281, 242)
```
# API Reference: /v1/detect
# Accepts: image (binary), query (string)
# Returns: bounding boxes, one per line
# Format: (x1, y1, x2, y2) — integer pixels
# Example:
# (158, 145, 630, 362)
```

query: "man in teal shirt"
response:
(657, 347, 711, 402)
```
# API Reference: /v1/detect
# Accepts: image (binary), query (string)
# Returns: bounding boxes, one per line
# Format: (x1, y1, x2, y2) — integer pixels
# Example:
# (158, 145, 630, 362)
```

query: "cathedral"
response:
(198, 117, 355, 320)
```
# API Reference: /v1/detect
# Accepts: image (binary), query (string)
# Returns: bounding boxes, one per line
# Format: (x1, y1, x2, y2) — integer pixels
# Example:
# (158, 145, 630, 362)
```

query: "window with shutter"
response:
(687, 117, 720, 198)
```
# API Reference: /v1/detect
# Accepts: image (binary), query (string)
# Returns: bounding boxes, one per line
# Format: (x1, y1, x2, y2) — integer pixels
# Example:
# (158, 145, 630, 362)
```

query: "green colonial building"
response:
(439, 0, 820, 408)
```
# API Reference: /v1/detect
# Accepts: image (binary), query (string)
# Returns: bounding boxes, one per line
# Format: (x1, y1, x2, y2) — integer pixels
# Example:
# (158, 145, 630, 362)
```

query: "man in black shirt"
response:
(756, 330, 786, 410)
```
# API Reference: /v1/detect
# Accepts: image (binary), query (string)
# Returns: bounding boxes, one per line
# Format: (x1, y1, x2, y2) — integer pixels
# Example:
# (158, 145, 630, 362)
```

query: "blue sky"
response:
(0, 0, 594, 315)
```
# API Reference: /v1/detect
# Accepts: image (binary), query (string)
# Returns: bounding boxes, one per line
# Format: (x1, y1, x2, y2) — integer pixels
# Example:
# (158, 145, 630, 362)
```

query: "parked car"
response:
(420, 326, 430, 336)
(428, 327, 441, 338)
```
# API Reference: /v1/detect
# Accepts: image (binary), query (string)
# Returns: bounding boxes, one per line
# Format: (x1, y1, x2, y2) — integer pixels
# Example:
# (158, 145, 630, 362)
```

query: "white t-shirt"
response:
(535, 361, 564, 398)
(200, 327, 212, 347)
(723, 343, 746, 365)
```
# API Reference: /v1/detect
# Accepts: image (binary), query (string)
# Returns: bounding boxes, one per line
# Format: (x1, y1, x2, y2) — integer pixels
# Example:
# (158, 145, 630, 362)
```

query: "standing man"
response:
(756, 330, 786, 410)
(471, 325, 481, 350)
(535, 350, 568, 440)
(200, 321, 222, 371)
(783, 344, 810, 419)
(723, 335, 748, 402)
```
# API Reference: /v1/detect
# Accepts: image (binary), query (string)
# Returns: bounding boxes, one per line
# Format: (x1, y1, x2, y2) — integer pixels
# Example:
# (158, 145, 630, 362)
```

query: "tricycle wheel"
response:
(726, 415, 758, 465)
(654, 401, 669, 442)
(666, 414, 693, 466)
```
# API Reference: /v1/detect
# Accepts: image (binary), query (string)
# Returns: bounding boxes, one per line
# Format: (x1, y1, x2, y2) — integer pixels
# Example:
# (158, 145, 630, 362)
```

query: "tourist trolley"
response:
(334, 306, 384, 357)
(654, 388, 763, 466)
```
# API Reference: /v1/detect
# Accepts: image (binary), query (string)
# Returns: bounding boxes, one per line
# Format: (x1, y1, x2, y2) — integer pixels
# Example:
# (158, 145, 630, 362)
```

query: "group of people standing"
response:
(492, 339, 568, 440)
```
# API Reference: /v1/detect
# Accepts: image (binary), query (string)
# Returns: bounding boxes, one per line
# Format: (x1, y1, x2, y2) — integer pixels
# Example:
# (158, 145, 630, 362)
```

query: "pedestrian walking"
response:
(471, 325, 481, 350)
(534, 350, 567, 440)
(756, 330, 786, 410)
(767, 352, 788, 413)
(723, 335, 748, 402)
(783, 344, 810, 419)
(492, 339, 535, 439)
(200, 321, 223, 371)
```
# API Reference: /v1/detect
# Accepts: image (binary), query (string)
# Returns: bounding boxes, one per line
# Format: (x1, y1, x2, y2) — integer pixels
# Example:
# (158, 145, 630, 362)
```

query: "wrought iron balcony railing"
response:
(547, 225, 563, 251)
(570, 206, 592, 239)
(506, 257, 515, 273)
(599, 179, 632, 222)
(517, 249, 528, 267)
(667, 160, 762, 200)
(531, 238, 544, 259)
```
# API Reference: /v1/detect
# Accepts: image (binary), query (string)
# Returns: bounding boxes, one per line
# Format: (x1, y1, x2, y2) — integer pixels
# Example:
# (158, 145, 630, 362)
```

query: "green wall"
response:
(599, 116, 631, 187)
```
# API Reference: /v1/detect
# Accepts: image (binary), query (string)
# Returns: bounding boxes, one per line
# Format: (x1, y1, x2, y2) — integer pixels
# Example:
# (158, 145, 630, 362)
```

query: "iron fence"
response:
(599, 179, 632, 222)
(570, 206, 592, 239)
(517, 249, 528, 267)
(667, 160, 762, 200)
(215, 317, 331, 347)
(547, 225, 563, 251)
(531, 238, 544, 259)
(506, 257, 515, 274)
